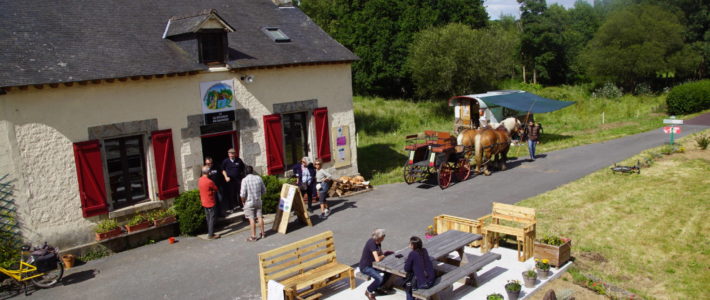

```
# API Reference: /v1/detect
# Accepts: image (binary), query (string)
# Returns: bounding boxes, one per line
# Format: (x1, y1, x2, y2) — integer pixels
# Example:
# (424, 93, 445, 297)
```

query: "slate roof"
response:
(0, 0, 358, 88)
(164, 10, 235, 38)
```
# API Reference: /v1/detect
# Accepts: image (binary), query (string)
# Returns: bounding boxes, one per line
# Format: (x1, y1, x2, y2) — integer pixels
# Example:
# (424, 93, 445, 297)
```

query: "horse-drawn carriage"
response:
(403, 130, 471, 189)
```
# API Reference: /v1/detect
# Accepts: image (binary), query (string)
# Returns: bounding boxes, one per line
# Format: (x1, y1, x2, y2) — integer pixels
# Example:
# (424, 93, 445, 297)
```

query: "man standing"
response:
(240, 165, 266, 242)
(525, 121, 543, 160)
(204, 157, 226, 217)
(198, 166, 220, 239)
(221, 148, 245, 212)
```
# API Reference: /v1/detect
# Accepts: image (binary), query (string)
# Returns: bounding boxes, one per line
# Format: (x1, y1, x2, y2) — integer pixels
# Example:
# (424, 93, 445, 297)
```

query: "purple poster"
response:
(336, 136, 347, 146)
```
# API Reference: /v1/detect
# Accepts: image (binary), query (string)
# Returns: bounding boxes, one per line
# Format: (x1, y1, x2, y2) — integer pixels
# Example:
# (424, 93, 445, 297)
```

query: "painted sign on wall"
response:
(200, 80, 236, 124)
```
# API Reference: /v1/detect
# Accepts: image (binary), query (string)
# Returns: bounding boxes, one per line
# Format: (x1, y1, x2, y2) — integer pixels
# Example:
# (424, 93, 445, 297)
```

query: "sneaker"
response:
(319, 213, 326, 219)
(375, 288, 395, 296)
(324, 209, 330, 217)
(364, 291, 377, 300)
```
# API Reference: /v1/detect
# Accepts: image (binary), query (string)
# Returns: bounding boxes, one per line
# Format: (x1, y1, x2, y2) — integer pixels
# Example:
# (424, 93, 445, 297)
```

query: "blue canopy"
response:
(450, 90, 575, 113)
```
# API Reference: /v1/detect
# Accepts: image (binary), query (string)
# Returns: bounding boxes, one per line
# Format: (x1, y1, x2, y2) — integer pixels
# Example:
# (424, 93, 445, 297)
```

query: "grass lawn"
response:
(355, 85, 681, 185)
(518, 130, 710, 299)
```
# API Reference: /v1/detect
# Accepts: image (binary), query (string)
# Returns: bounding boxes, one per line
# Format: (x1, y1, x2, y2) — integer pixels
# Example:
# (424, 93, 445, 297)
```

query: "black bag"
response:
(403, 272, 415, 293)
(32, 252, 58, 272)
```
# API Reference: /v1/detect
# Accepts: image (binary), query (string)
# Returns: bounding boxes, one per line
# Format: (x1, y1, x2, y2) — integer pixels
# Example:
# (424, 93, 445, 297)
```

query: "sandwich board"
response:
(272, 184, 312, 234)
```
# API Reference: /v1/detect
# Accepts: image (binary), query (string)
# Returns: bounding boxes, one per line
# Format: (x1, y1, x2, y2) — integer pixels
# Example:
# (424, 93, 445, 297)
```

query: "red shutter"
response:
(313, 107, 332, 162)
(152, 129, 180, 200)
(263, 114, 285, 175)
(73, 140, 108, 217)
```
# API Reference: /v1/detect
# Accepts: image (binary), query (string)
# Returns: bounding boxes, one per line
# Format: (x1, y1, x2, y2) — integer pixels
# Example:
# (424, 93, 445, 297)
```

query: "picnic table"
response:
(373, 230, 482, 277)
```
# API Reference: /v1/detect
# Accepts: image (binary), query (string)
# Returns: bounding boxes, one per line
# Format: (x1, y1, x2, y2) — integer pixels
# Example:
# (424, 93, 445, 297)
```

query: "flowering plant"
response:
(524, 269, 537, 278)
(425, 225, 436, 236)
(535, 258, 550, 271)
(537, 234, 570, 246)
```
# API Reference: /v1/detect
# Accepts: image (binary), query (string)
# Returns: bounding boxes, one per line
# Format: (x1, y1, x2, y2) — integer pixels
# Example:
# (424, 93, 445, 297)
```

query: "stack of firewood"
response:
(328, 175, 372, 197)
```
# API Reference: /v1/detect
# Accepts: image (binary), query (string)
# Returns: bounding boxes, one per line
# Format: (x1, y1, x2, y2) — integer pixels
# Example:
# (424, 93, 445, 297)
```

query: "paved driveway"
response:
(22, 118, 709, 300)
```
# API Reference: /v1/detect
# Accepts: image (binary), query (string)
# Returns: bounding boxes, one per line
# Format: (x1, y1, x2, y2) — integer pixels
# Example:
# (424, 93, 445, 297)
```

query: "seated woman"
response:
(313, 158, 333, 219)
(404, 236, 436, 300)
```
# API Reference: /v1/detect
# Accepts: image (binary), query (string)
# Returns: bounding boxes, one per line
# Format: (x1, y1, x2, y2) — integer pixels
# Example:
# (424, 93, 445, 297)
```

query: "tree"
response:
(406, 23, 516, 99)
(298, 0, 489, 97)
(581, 4, 698, 90)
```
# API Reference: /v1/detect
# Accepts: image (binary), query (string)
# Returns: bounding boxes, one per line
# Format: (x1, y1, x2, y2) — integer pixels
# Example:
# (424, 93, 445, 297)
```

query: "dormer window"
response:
(262, 27, 291, 43)
(163, 9, 235, 66)
(199, 30, 226, 65)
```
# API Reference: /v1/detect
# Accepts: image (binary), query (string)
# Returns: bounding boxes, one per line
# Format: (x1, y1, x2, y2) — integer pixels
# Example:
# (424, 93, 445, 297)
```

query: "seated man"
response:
(360, 229, 394, 299)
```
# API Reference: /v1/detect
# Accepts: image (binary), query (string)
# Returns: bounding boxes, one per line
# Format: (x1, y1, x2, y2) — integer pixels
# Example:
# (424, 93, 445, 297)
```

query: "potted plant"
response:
(95, 219, 123, 241)
(522, 269, 537, 288)
(125, 213, 152, 233)
(486, 293, 504, 300)
(534, 234, 572, 267)
(151, 207, 177, 227)
(505, 280, 522, 300)
(425, 225, 436, 239)
(535, 258, 551, 280)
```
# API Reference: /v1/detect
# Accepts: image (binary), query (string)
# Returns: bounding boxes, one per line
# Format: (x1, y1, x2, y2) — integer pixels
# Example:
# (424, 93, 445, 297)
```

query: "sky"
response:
(485, 0, 593, 20)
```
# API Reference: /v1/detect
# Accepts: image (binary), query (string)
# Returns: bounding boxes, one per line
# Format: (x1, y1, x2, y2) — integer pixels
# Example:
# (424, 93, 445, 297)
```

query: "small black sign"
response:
(205, 111, 235, 125)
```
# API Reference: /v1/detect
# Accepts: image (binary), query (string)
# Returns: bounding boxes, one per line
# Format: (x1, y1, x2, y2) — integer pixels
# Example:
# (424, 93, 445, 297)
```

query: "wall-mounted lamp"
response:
(240, 75, 255, 83)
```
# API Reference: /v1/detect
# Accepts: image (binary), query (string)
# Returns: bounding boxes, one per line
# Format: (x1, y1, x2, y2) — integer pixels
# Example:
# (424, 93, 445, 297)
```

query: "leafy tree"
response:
(581, 4, 699, 90)
(299, 0, 489, 97)
(406, 23, 516, 99)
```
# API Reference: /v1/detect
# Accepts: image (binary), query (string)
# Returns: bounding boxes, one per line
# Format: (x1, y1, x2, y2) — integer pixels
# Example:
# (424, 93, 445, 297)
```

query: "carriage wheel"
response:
(403, 163, 416, 184)
(455, 157, 471, 181)
(437, 163, 452, 189)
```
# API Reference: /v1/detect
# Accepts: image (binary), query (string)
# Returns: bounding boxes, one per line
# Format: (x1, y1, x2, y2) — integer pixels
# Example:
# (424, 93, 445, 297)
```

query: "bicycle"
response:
(0, 242, 64, 296)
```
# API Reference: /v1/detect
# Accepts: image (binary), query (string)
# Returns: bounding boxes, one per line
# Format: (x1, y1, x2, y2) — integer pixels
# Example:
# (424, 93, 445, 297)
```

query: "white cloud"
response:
(485, 0, 593, 20)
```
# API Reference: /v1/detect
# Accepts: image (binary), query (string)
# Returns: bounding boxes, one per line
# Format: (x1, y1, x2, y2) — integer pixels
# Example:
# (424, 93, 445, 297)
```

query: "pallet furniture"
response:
(433, 214, 484, 247)
(413, 252, 501, 300)
(480, 202, 536, 262)
(257, 231, 355, 300)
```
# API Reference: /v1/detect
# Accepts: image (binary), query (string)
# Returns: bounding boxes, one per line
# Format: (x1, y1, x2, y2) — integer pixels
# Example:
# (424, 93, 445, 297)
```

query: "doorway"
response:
(282, 112, 309, 170)
(201, 131, 238, 165)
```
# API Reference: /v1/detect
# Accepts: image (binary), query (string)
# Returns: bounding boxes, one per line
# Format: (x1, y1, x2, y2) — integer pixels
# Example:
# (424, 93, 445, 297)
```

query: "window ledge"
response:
(109, 201, 164, 219)
(207, 66, 229, 72)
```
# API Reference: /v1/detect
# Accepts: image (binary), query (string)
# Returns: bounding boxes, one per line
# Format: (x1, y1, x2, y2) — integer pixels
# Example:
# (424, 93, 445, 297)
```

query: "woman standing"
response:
(314, 159, 333, 219)
(404, 236, 435, 300)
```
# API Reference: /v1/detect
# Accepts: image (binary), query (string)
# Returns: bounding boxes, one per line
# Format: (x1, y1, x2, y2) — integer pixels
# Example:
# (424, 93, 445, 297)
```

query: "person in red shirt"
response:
(198, 166, 220, 239)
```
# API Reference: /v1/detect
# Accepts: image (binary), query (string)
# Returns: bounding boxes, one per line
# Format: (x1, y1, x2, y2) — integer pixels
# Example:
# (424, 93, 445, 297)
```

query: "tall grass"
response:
(355, 85, 672, 185)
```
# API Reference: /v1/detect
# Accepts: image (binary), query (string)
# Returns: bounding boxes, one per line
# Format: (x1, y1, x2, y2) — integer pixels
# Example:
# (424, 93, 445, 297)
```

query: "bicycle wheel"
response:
(27, 259, 63, 288)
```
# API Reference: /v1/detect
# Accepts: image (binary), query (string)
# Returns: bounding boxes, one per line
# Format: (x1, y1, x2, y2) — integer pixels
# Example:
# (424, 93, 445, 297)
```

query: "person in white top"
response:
(314, 159, 334, 219)
(479, 108, 488, 128)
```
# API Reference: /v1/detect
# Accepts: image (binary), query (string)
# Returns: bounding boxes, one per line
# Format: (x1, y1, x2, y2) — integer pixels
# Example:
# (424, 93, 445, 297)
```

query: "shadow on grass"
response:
(355, 111, 400, 134)
(357, 143, 407, 180)
(540, 133, 573, 143)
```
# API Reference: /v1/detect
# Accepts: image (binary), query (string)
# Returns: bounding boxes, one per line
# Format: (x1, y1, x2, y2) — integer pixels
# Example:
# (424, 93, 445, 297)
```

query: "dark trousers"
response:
(215, 185, 228, 217)
(224, 178, 241, 210)
(204, 206, 216, 237)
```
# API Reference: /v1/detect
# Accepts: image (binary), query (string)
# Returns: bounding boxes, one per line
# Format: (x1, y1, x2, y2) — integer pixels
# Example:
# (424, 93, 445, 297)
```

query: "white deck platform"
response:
(312, 246, 572, 300)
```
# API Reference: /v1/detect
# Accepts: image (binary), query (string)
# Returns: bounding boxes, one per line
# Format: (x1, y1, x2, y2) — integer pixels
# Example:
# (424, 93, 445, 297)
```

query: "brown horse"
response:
(458, 117, 521, 175)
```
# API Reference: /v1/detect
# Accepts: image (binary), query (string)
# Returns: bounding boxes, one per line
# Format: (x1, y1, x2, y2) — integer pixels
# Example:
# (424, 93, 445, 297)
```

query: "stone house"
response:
(0, 0, 359, 248)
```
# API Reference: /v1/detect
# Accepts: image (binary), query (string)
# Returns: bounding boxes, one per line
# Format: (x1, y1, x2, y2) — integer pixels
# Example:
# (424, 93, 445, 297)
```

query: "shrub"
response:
(666, 80, 710, 115)
(262, 175, 285, 214)
(173, 190, 205, 235)
(0, 231, 19, 269)
(695, 133, 709, 150)
(95, 219, 120, 234)
(592, 82, 623, 99)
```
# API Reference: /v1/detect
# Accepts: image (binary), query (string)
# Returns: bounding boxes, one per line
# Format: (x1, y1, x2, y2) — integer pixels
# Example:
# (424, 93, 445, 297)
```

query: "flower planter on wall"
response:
(125, 221, 153, 233)
(534, 239, 571, 267)
(153, 216, 177, 227)
(96, 227, 124, 241)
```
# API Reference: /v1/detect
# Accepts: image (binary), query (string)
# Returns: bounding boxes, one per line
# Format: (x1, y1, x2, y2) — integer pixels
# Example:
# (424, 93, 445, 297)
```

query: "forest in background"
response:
(297, 0, 708, 99)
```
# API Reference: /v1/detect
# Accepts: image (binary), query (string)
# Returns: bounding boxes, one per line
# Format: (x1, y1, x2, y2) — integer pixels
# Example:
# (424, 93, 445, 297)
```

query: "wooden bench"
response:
(413, 252, 502, 300)
(480, 202, 536, 262)
(433, 215, 484, 247)
(258, 231, 355, 300)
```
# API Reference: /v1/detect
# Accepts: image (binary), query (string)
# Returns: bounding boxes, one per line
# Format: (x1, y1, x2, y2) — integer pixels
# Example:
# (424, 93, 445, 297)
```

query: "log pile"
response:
(328, 175, 372, 197)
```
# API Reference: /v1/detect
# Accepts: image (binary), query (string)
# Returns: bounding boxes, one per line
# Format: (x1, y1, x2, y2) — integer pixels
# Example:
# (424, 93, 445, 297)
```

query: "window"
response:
(105, 135, 148, 208)
(199, 31, 226, 64)
(282, 112, 308, 169)
(262, 27, 291, 43)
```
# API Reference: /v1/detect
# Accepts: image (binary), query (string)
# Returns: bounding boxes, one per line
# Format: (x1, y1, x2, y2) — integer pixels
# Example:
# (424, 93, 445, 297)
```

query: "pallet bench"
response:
(433, 215, 484, 247)
(413, 252, 502, 300)
(480, 202, 536, 262)
(258, 231, 355, 300)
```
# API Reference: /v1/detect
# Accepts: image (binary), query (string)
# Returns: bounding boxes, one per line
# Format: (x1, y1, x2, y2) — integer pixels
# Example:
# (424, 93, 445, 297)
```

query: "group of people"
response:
(360, 229, 436, 300)
(198, 148, 266, 241)
(292, 156, 334, 219)
(479, 109, 544, 161)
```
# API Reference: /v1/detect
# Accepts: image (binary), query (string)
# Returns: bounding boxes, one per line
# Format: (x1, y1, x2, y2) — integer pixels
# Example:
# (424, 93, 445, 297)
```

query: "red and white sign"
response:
(663, 126, 681, 134)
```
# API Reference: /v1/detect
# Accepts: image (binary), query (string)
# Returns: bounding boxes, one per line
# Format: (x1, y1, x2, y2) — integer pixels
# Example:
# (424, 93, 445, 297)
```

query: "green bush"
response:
(666, 80, 710, 115)
(695, 133, 710, 150)
(262, 175, 285, 215)
(173, 190, 205, 235)
(0, 231, 19, 269)
(94, 219, 120, 234)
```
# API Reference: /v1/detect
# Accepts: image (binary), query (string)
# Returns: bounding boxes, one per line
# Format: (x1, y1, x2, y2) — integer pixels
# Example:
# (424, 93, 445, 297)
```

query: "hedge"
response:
(666, 80, 710, 115)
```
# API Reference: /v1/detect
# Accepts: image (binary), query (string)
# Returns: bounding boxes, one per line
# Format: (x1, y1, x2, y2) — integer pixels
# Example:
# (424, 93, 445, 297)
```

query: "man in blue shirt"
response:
(359, 229, 392, 299)
(221, 148, 245, 212)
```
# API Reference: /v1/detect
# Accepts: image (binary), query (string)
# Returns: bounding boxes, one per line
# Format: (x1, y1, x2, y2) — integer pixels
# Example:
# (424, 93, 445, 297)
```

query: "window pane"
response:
(104, 135, 147, 208)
